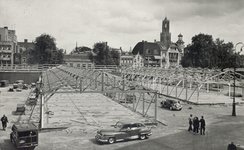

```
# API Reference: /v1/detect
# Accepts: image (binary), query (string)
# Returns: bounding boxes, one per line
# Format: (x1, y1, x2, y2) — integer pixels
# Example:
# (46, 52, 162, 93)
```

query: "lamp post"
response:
(232, 42, 244, 116)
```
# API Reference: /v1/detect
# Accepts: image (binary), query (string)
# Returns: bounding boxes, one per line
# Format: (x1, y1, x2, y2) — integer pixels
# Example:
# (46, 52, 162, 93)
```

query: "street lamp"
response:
(232, 42, 244, 116)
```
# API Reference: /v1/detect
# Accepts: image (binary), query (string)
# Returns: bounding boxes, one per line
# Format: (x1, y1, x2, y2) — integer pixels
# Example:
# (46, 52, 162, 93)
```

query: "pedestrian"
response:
(188, 114, 193, 131)
(227, 142, 237, 150)
(1, 115, 8, 131)
(199, 116, 206, 135)
(193, 117, 199, 134)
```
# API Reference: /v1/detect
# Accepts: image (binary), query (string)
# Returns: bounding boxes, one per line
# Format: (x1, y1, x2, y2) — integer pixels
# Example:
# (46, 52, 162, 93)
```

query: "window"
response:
(146, 49, 151, 54)
(82, 64, 86, 68)
(154, 49, 159, 54)
(138, 123, 145, 127)
(77, 64, 80, 68)
(88, 64, 91, 68)
(122, 124, 131, 129)
(131, 124, 138, 128)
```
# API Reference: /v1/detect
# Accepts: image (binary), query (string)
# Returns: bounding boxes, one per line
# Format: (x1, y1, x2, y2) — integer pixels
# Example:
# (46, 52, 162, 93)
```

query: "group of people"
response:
(188, 114, 206, 135)
(1, 114, 8, 131)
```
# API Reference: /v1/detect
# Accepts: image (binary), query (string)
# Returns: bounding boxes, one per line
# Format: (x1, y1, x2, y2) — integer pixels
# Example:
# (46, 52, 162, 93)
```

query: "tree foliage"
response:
(181, 33, 235, 69)
(89, 42, 120, 65)
(26, 34, 64, 64)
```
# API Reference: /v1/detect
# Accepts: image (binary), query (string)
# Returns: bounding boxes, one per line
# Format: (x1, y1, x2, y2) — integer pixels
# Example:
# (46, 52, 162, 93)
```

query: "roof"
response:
(178, 34, 183, 37)
(18, 42, 35, 50)
(132, 41, 165, 55)
(13, 123, 38, 132)
(64, 54, 90, 60)
(117, 120, 142, 125)
(121, 55, 133, 59)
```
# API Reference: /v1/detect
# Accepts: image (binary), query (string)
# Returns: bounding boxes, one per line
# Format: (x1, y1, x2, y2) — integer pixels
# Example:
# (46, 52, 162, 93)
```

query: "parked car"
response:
(161, 99, 182, 110)
(10, 123, 38, 150)
(119, 94, 136, 103)
(95, 121, 152, 144)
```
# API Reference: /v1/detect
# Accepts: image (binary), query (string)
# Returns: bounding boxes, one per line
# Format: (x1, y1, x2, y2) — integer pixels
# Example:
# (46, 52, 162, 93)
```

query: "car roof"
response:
(12, 123, 38, 132)
(117, 121, 143, 125)
(166, 99, 178, 102)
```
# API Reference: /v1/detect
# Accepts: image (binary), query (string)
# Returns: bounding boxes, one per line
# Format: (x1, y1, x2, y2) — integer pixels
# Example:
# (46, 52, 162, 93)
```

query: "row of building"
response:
(65, 17, 185, 69)
(120, 17, 184, 68)
(0, 17, 185, 69)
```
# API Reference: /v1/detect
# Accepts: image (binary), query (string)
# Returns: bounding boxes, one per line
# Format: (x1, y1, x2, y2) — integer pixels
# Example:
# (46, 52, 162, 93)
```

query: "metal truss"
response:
(122, 67, 244, 103)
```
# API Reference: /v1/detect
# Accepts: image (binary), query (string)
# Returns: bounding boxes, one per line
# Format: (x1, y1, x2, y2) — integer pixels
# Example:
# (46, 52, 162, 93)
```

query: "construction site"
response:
(0, 65, 244, 150)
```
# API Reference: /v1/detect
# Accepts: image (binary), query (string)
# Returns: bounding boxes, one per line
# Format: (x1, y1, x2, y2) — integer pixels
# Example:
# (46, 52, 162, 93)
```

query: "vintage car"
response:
(95, 121, 152, 144)
(161, 99, 182, 110)
(10, 123, 38, 150)
(119, 94, 136, 103)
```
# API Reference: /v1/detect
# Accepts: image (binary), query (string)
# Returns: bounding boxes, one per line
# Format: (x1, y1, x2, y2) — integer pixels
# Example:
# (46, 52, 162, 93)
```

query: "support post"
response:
(232, 66, 236, 116)
(114, 76, 116, 88)
(143, 93, 145, 116)
(197, 84, 199, 103)
(152, 77, 154, 90)
(95, 74, 97, 89)
(185, 80, 188, 101)
(40, 93, 44, 129)
(102, 71, 104, 92)
(80, 79, 82, 93)
(167, 79, 169, 95)
(155, 92, 157, 120)
(133, 93, 135, 111)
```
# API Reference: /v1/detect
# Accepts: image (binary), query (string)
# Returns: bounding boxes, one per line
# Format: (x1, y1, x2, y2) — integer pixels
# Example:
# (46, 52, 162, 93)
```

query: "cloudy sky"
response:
(1, 0, 244, 53)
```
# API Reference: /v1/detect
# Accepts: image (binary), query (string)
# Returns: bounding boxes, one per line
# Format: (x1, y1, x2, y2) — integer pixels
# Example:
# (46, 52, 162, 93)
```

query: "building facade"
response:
(0, 27, 18, 66)
(132, 52, 144, 68)
(132, 17, 185, 68)
(17, 39, 35, 64)
(64, 53, 94, 69)
(120, 51, 133, 68)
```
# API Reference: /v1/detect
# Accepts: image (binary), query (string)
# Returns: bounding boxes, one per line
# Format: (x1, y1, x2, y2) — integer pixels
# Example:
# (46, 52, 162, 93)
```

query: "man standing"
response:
(199, 116, 206, 135)
(1, 115, 8, 131)
(227, 142, 237, 150)
(188, 114, 193, 131)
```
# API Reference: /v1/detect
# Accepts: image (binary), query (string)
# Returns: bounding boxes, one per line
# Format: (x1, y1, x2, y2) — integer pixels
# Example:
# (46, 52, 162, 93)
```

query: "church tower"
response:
(160, 17, 171, 48)
(176, 33, 185, 54)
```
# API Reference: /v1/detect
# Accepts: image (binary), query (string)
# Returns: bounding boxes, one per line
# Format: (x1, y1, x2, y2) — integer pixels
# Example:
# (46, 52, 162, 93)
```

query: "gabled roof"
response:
(132, 41, 167, 55)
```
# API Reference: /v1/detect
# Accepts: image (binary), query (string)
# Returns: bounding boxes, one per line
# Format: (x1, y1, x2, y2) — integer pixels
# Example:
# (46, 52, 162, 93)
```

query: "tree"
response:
(181, 33, 234, 69)
(89, 42, 120, 65)
(26, 33, 64, 64)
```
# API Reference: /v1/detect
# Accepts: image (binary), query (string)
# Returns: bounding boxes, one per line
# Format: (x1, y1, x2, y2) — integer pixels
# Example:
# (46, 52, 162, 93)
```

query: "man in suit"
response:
(1, 115, 8, 131)
(188, 114, 193, 131)
(199, 116, 206, 135)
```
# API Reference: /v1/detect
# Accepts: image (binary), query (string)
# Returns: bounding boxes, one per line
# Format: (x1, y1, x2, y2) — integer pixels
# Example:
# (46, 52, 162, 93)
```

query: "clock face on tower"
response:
(165, 23, 167, 28)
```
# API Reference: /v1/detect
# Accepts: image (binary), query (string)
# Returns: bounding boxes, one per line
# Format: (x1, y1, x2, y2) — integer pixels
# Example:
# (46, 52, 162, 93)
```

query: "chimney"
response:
(154, 39, 156, 42)
(4, 26, 8, 30)
(24, 39, 28, 43)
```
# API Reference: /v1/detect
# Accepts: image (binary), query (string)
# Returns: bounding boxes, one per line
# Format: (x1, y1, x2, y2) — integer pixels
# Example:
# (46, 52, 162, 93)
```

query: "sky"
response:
(1, 0, 244, 54)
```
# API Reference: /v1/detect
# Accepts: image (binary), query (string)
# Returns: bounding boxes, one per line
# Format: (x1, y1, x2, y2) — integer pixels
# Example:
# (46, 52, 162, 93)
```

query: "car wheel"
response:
(140, 134, 146, 140)
(170, 107, 172, 110)
(108, 137, 115, 144)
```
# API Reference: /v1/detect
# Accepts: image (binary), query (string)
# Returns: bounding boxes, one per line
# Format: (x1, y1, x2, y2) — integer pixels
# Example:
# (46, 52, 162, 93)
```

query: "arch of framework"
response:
(122, 67, 244, 104)
(37, 65, 159, 129)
